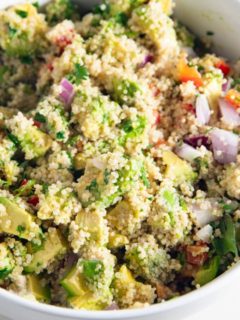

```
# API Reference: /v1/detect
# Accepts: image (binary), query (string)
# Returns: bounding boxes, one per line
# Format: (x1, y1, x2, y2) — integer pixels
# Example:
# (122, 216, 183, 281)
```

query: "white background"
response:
(186, 279, 240, 320)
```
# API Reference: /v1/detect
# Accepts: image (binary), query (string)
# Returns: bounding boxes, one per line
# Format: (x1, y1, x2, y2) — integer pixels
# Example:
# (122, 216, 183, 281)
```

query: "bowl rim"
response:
(0, 262, 239, 319)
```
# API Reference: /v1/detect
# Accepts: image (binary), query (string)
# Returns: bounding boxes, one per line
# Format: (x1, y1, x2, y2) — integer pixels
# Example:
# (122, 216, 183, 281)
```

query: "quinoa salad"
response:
(0, 0, 240, 311)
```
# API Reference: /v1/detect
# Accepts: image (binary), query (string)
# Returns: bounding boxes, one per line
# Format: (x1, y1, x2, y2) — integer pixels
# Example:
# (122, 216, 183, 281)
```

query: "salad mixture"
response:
(0, 0, 240, 311)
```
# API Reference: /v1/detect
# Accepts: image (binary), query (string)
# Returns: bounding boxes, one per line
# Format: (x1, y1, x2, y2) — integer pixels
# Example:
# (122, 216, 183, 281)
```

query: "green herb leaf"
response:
(34, 113, 46, 123)
(67, 63, 89, 85)
(115, 12, 128, 26)
(17, 225, 26, 235)
(7, 133, 20, 147)
(140, 166, 150, 188)
(93, 2, 110, 18)
(86, 179, 100, 198)
(213, 214, 238, 257)
(104, 169, 110, 185)
(8, 25, 18, 38)
(56, 131, 65, 140)
(16, 10, 28, 18)
(20, 56, 33, 65)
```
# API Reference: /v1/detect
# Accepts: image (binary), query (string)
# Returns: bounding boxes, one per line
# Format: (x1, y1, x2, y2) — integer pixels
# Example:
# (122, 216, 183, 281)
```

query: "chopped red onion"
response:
(222, 79, 232, 93)
(183, 47, 197, 59)
(190, 198, 221, 227)
(195, 94, 211, 125)
(106, 302, 119, 311)
(196, 224, 213, 243)
(139, 54, 154, 68)
(210, 128, 239, 164)
(184, 135, 212, 150)
(175, 143, 202, 162)
(59, 78, 75, 107)
(219, 98, 240, 126)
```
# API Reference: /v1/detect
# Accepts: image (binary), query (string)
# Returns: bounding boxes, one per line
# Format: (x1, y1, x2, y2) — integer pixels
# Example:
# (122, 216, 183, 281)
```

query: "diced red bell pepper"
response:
(215, 60, 231, 77)
(225, 89, 240, 109)
(20, 179, 28, 186)
(27, 195, 39, 206)
(178, 58, 203, 88)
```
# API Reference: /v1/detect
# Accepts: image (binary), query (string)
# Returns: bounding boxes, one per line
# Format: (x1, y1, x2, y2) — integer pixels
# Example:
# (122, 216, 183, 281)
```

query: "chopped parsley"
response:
(34, 113, 46, 123)
(8, 25, 18, 38)
(67, 63, 89, 85)
(7, 133, 20, 147)
(93, 2, 110, 19)
(86, 179, 100, 198)
(20, 56, 33, 65)
(17, 225, 26, 235)
(140, 167, 150, 188)
(16, 10, 28, 18)
(115, 12, 128, 26)
(104, 169, 111, 184)
(56, 131, 65, 140)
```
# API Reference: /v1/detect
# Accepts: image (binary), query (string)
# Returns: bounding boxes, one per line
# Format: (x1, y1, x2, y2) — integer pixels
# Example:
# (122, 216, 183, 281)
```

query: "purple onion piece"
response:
(105, 302, 119, 311)
(139, 54, 154, 68)
(59, 78, 75, 107)
(175, 143, 202, 162)
(210, 128, 239, 164)
(184, 135, 212, 150)
(219, 98, 240, 126)
(195, 94, 211, 125)
(222, 79, 232, 93)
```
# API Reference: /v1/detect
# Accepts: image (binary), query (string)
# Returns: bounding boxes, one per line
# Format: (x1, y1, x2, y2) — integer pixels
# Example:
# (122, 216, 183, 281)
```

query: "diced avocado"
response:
(108, 233, 129, 249)
(195, 256, 220, 286)
(0, 243, 14, 280)
(24, 228, 67, 273)
(73, 210, 108, 246)
(27, 274, 51, 303)
(0, 3, 47, 57)
(0, 197, 41, 241)
(61, 248, 114, 309)
(74, 153, 86, 170)
(7, 113, 52, 160)
(113, 265, 155, 308)
(68, 292, 109, 310)
(61, 264, 89, 297)
(162, 150, 197, 185)
(19, 126, 52, 160)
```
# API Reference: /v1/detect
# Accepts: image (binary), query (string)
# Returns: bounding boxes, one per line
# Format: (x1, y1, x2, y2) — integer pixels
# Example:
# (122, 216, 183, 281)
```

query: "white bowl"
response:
(0, 1, 240, 319)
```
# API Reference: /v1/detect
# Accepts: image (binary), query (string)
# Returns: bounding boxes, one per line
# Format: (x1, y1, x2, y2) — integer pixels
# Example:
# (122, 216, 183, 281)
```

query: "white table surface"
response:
(186, 279, 240, 320)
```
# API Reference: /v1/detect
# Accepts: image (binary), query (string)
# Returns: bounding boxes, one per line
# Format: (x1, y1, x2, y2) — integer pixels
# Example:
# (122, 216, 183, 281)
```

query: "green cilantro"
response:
(34, 112, 46, 123)
(8, 25, 18, 38)
(42, 183, 49, 194)
(86, 179, 100, 198)
(17, 225, 26, 235)
(16, 10, 28, 18)
(56, 131, 65, 140)
(33, 1, 39, 9)
(7, 133, 20, 147)
(93, 2, 110, 19)
(140, 166, 150, 188)
(104, 169, 110, 184)
(115, 12, 128, 26)
(82, 259, 103, 281)
(121, 119, 133, 133)
(67, 63, 89, 85)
